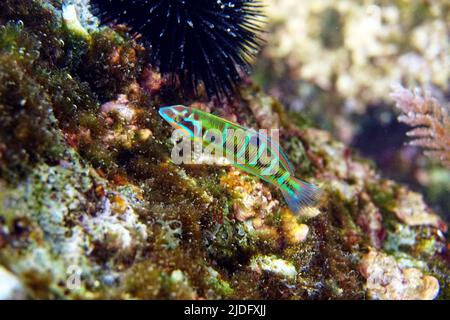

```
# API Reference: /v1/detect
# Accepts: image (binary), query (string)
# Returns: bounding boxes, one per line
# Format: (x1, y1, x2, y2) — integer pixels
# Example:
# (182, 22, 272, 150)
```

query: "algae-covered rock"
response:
(0, 0, 448, 300)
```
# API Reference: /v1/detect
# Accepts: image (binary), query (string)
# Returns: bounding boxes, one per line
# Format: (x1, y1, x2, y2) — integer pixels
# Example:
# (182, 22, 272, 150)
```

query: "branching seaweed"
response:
(390, 84, 450, 168)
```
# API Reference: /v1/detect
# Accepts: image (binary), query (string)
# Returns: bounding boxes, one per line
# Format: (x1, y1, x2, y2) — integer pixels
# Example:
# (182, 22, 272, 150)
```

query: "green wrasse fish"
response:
(159, 105, 320, 214)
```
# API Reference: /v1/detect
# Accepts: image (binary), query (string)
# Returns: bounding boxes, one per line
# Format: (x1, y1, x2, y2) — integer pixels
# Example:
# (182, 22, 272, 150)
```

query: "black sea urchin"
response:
(90, 0, 264, 98)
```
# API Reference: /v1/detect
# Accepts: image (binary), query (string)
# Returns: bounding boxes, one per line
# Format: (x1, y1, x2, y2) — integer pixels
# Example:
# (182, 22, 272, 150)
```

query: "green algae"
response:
(0, 22, 63, 182)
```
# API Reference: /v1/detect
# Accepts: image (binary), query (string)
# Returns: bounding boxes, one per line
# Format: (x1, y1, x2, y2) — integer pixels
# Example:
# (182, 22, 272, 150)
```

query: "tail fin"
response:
(281, 177, 321, 215)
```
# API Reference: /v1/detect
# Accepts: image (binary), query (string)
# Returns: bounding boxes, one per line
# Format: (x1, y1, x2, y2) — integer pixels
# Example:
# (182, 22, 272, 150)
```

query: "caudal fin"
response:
(281, 177, 321, 215)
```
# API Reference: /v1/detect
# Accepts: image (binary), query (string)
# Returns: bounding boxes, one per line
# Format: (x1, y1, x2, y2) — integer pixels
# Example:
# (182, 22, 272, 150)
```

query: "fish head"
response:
(158, 105, 202, 138)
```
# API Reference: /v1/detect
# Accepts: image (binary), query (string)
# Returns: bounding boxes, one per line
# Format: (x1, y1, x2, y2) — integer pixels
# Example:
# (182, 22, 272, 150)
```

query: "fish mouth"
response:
(158, 106, 176, 123)
(159, 105, 188, 124)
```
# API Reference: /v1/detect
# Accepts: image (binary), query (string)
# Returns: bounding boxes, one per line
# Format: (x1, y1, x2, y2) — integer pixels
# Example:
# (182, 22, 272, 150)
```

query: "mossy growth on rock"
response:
(0, 1, 448, 300)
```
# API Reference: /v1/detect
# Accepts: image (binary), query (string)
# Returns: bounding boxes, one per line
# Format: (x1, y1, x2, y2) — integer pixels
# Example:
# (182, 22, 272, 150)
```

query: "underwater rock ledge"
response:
(0, 0, 448, 300)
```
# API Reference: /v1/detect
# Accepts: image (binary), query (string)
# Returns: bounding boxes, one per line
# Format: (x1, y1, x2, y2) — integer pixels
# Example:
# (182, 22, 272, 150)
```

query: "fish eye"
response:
(175, 111, 188, 122)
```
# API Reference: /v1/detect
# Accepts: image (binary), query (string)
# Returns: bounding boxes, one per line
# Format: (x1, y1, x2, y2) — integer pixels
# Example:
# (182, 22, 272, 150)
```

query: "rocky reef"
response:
(0, 0, 448, 300)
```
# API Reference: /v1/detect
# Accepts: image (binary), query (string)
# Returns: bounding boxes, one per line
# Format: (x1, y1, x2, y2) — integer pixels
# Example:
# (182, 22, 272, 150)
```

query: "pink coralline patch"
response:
(394, 187, 447, 232)
(347, 160, 373, 184)
(304, 127, 332, 145)
(360, 248, 440, 300)
(99, 95, 154, 149)
(357, 194, 385, 249)
(101, 94, 135, 122)
(141, 68, 163, 96)
(189, 101, 213, 113)
(109, 46, 138, 67)
(390, 84, 423, 113)
(245, 92, 280, 129)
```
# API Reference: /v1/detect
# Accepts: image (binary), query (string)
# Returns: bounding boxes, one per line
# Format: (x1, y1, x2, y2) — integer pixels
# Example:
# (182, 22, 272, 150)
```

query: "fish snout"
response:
(158, 106, 178, 124)
(158, 105, 189, 124)
(158, 106, 171, 117)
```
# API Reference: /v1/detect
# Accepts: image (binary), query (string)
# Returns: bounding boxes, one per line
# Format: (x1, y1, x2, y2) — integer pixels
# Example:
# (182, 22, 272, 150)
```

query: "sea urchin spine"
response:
(90, 0, 264, 99)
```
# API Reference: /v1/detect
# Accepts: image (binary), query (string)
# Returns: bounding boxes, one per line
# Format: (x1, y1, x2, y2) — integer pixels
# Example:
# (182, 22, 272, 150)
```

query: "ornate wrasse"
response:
(159, 105, 320, 214)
